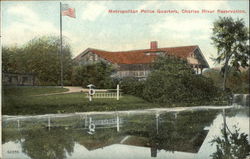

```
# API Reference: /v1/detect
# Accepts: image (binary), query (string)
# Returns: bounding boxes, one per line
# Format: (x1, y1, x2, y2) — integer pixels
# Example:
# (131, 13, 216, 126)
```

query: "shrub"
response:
(71, 62, 115, 88)
(120, 77, 145, 97)
(142, 56, 223, 105)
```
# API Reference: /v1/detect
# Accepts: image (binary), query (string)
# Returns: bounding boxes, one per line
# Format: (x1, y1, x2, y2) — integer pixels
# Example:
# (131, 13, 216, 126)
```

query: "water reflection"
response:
(2, 108, 249, 159)
(210, 110, 250, 159)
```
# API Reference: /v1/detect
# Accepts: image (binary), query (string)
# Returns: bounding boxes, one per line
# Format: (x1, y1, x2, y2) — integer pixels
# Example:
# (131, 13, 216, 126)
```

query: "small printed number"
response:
(7, 150, 19, 154)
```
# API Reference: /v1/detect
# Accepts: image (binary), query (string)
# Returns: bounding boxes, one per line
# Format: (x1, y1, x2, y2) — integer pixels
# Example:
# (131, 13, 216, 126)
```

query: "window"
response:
(89, 55, 93, 61)
(94, 54, 98, 61)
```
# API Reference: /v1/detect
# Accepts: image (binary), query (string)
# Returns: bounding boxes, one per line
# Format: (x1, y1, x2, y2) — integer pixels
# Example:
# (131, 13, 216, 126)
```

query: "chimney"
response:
(150, 41, 158, 49)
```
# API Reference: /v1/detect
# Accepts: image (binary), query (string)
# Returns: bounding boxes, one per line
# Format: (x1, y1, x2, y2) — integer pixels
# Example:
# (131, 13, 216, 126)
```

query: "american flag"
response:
(61, 4, 76, 18)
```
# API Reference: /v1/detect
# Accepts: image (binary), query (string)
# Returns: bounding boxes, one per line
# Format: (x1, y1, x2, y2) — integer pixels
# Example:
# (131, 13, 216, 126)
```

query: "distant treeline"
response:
(2, 36, 114, 87)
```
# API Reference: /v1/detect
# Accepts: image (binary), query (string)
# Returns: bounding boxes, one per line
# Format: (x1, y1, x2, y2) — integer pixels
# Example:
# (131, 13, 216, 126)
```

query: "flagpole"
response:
(60, 2, 63, 87)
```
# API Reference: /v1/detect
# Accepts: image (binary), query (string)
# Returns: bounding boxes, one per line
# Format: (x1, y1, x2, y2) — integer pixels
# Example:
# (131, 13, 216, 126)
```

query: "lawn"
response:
(2, 87, 160, 115)
(2, 87, 69, 96)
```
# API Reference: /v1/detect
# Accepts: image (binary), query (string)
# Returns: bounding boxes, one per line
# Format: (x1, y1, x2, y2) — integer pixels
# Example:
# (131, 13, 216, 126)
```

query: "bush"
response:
(71, 62, 114, 88)
(142, 56, 224, 105)
(2, 36, 73, 85)
(143, 71, 223, 105)
(120, 77, 145, 97)
(203, 68, 249, 94)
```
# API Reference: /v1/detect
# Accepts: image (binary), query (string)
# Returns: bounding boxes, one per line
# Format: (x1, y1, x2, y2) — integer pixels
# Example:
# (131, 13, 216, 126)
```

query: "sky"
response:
(1, 0, 249, 67)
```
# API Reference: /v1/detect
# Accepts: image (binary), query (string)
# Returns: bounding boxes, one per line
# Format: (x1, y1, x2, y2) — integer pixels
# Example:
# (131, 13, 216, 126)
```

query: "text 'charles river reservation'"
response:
(108, 9, 246, 14)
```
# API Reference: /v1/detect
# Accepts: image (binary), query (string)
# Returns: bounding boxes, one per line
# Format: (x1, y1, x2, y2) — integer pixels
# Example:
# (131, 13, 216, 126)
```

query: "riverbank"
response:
(3, 105, 236, 120)
(2, 87, 229, 115)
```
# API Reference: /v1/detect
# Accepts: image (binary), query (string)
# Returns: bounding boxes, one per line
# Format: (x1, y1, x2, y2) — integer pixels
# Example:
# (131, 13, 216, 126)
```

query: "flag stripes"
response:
(61, 4, 76, 18)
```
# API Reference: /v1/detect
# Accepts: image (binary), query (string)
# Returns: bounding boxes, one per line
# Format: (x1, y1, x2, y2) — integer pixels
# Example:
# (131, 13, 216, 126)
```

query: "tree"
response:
(203, 68, 249, 94)
(2, 46, 26, 73)
(210, 125, 250, 159)
(2, 36, 73, 85)
(211, 17, 249, 91)
(142, 56, 220, 105)
(71, 62, 114, 88)
(120, 77, 145, 97)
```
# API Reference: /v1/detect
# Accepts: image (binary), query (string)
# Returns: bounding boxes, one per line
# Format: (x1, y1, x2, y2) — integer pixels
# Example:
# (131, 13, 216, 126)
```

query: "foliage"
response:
(2, 36, 73, 86)
(71, 62, 114, 88)
(204, 68, 249, 93)
(152, 55, 194, 75)
(211, 17, 249, 90)
(2, 46, 24, 73)
(120, 77, 145, 97)
(210, 125, 250, 159)
(142, 56, 221, 105)
(21, 128, 74, 159)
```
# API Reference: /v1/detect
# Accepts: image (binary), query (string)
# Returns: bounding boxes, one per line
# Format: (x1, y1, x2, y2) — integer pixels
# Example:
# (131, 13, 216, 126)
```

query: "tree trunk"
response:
(222, 57, 230, 91)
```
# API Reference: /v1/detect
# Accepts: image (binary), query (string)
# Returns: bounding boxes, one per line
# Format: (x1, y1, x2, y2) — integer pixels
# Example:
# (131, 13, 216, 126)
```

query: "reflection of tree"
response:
(76, 128, 124, 151)
(210, 125, 250, 159)
(21, 128, 75, 159)
(121, 110, 218, 157)
(154, 110, 218, 153)
(2, 129, 22, 144)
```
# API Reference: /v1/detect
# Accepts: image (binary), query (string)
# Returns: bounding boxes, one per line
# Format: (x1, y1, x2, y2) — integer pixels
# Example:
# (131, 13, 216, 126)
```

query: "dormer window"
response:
(145, 51, 164, 56)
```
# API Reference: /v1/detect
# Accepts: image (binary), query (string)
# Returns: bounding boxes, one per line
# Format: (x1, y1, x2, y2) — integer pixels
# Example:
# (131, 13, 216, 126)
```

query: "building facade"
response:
(74, 41, 209, 79)
(2, 73, 36, 86)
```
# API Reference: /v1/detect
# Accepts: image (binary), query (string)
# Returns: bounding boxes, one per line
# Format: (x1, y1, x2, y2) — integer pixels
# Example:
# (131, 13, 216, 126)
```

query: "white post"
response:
(17, 119, 20, 130)
(89, 117, 92, 125)
(243, 94, 247, 106)
(117, 114, 120, 132)
(174, 113, 178, 119)
(48, 117, 51, 131)
(156, 113, 159, 135)
(117, 84, 120, 100)
(85, 115, 88, 128)
(88, 86, 95, 102)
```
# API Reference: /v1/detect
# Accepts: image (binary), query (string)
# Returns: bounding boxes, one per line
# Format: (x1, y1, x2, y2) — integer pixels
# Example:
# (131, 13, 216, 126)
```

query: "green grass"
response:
(2, 87, 68, 96)
(2, 87, 160, 115)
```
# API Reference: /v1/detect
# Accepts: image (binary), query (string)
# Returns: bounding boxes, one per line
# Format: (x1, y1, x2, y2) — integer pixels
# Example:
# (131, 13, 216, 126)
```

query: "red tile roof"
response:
(75, 45, 198, 65)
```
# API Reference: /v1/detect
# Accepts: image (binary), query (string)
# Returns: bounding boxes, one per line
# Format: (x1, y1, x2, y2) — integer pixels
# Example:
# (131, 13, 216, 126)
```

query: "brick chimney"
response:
(150, 41, 158, 49)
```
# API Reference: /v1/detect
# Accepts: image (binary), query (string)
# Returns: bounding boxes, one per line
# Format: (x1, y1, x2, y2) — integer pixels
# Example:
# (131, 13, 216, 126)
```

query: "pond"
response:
(2, 106, 250, 159)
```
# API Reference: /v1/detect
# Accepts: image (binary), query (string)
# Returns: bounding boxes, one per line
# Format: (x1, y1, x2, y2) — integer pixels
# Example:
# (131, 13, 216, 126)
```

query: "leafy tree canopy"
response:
(71, 62, 115, 88)
(204, 68, 249, 93)
(2, 36, 73, 85)
(142, 56, 221, 105)
(210, 125, 250, 159)
(211, 17, 249, 90)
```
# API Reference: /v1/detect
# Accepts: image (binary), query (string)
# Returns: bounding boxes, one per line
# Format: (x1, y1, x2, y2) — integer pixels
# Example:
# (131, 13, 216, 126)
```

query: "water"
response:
(233, 94, 250, 106)
(2, 107, 249, 159)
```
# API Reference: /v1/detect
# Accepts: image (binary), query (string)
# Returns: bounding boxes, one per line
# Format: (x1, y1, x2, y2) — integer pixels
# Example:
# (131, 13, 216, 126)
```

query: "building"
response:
(74, 41, 209, 79)
(2, 73, 36, 86)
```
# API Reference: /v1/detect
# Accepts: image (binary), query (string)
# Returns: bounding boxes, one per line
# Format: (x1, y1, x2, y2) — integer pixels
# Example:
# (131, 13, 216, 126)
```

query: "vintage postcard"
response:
(1, 0, 249, 159)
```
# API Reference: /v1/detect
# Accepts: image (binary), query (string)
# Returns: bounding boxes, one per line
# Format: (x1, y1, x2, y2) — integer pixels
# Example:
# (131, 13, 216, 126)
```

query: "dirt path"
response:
(32, 86, 108, 96)
(64, 86, 87, 93)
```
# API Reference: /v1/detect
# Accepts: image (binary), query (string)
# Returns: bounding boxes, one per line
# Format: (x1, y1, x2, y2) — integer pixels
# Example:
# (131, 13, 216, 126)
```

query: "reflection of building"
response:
(84, 116, 123, 130)
(74, 41, 210, 79)
(2, 73, 36, 86)
(3, 108, 247, 159)
(77, 111, 217, 157)
(2, 110, 222, 159)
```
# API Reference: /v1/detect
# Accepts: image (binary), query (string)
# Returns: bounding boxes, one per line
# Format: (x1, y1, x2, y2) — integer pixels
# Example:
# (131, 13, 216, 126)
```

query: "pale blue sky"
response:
(1, 0, 249, 67)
